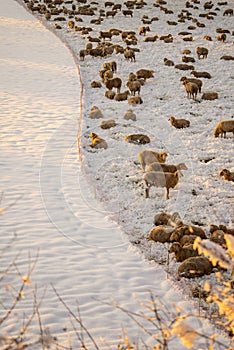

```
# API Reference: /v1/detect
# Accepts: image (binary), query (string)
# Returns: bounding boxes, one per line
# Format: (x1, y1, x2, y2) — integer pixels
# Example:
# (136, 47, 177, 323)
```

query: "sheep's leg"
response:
(166, 188, 170, 200)
(145, 187, 150, 198)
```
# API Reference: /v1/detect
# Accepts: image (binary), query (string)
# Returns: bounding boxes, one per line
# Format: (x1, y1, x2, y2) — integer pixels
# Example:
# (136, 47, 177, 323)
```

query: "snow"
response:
(0, 0, 233, 348)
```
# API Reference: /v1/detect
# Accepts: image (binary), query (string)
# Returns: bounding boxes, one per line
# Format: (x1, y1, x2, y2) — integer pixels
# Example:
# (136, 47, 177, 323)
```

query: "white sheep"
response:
(214, 120, 234, 138)
(143, 171, 181, 199)
(138, 150, 168, 172)
(148, 162, 188, 173)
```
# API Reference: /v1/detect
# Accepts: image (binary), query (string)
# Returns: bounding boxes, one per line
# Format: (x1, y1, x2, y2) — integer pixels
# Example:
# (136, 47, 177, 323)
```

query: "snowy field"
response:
(0, 0, 233, 348)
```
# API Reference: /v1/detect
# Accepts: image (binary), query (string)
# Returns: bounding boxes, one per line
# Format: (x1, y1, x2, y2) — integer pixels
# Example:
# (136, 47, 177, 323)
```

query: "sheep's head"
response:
(89, 132, 98, 139)
(220, 168, 229, 177)
(169, 242, 181, 253)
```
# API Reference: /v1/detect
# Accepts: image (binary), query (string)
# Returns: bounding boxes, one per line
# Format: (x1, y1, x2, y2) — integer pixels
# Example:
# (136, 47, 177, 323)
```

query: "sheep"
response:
(180, 76, 202, 93)
(179, 235, 198, 246)
(103, 69, 114, 81)
(196, 47, 209, 59)
(79, 49, 86, 61)
(99, 31, 112, 41)
(139, 26, 150, 35)
(144, 35, 158, 42)
(164, 58, 174, 66)
(124, 48, 136, 62)
(170, 225, 207, 242)
(89, 132, 108, 149)
(126, 80, 141, 95)
(191, 70, 211, 79)
(168, 116, 190, 129)
(217, 33, 227, 42)
(148, 162, 188, 173)
(178, 256, 213, 278)
(125, 134, 150, 145)
(223, 8, 233, 16)
(201, 92, 218, 100)
(220, 55, 234, 61)
(89, 106, 103, 119)
(105, 90, 116, 100)
(169, 242, 199, 262)
(219, 168, 234, 182)
(214, 120, 234, 138)
(183, 81, 198, 100)
(138, 150, 168, 172)
(122, 9, 133, 17)
(210, 224, 234, 236)
(91, 81, 102, 88)
(203, 35, 212, 41)
(123, 109, 136, 121)
(106, 10, 117, 18)
(149, 225, 174, 243)
(104, 77, 122, 93)
(210, 229, 226, 247)
(135, 69, 154, 81)
(144, 171, 181, 199)
(128, 96, 143, 105)
(114, 90, 130, 101)
(175, 64, 195, 71)
(182, 56, 195, 63)
(100, 119, 116, 129)
(153, 212, 183, 227)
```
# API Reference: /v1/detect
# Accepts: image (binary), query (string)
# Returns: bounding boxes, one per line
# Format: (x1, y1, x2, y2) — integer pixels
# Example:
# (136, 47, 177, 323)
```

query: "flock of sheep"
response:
(23, 0, 234, 282)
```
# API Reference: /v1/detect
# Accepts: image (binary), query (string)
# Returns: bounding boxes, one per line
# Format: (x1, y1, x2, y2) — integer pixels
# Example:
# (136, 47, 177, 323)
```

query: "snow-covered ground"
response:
(0, 0, 233, 348)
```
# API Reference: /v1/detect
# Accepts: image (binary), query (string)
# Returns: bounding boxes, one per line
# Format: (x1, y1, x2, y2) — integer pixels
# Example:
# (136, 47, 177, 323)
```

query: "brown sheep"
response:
(210, 230, 226, 247)
(168, 116, 190, 129)
(105, 90, 116, 100)
(125, 134, 150, 145)
(182, 56, 195, 63)
(175, 64, 195, 71)
(79, 49, 86, 61)
(100, 119, 116, 129)
(164, 58, 174, 66)
(135, 69, 154, 81)
(139, 26, 150, 35)
(223, 9, 233, 16)
(138, 150, 168, 172)
(89, 106, 103, 119)
(202, 92, 218, 100)
(153, 212, 171, 226)
(91, 81, 102, 88)
(144, 35, 158, 42)
(128, 95, 143, 105)
(169, 242, 199, 262)
(219, 168, 234, 182)
(196, 47, 209, 59)
(183, 81, 198, 100)
(104, 77, 122, 93)
(180, 76, 202, 93)
(89, 132, 108, 149)
(126, 80, 141, 95)
(214, 120, 234, 138)
(114, 90, 130, 101)
(144, 171, 181, 199)
(170, 225, 207, 242)
(124, 48, 136, 62)
(179, 235, 198, 246)
(123, 109, 137, 121)
(122, 9, 133, 17)
(220, 55, 234, 61)
(217, 33, 227, 42)
(99, 31, 112, 41)
(191, 71, 211, 79)
(148, 162, 188, 173)
(178, 256, 213, 278)
(149, 226, 174, 243)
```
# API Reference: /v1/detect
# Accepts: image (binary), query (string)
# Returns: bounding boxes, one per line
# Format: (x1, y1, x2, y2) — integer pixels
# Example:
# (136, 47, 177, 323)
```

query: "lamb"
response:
(164, 58, 174, 66)
(138, 150, 168, 172)
(123, 109, 137, 121)
(114, 90, 130, 101)
(169, 242, 199, 262)
(126, 80, 141, 95)
(91, 81, 102, 88)
(100, 119, 116, 129)
(180, 76, 202, 93)
(149, 225, 174, 243)
(89, 132, 108, 149)
(214, 120, 234, 138)
(179, 235, 198, 246)
(125, 134, 150, 145)
(182, 56, 195, 63)
(219, 168, 234, 182)
(168, 116, 190, 128)
(153, 211, 183, 227)
(135, 69, 154, 81)
(148, 162, 188, 173)
(139, 26, 150, 35)
(217, 33, 227, 42)
(183, 81, 198, 100)
(143, 171, 181, 199)
(178, 256, 213, 278)
(104, 77, 122, 93)
(201, 92, 218, 100)
(196, 46, 209, 59)
(191, 71, 211, 79)
(128, 96, 143, 105)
